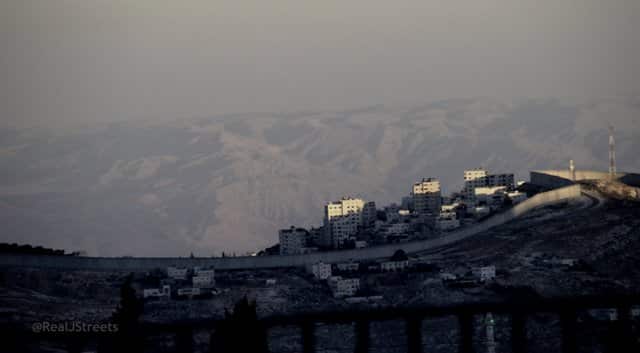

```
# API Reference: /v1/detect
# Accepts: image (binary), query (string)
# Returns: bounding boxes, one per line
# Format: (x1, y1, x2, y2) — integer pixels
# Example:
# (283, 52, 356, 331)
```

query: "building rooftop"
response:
(414, 177, 439, 184)
(280, 226, 308, 234)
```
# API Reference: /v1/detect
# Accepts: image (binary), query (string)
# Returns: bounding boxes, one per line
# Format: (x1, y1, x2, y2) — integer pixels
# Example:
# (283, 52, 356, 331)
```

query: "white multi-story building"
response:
(324, 197, 367, 248)
(380, 260, 410, 272)
(308, 227, 326, 247)
(143, 285, 171, 299)
(384, 204, 401, 222)
(167, 266, 188, 280)
(310, 262, 332, 280)
(463, 169, 489, 199)
(362, 201, 377, 229)
(463, 169, 515, 204)
(401, 196, 414, 211)
(328, 276, 360, 298)
(279, 226, 309, 255)
(485, 174, 515, 190)
(464, 168, 489, 182)
(413, 178, 442, 216)
(473, 266, 496, 282)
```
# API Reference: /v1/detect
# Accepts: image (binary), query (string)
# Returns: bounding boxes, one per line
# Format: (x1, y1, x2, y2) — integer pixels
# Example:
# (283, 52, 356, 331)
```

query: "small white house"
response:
(560, 259, 577, 267)
(383, 223, 411, 236)
(143, 285, 171, 299)
(193, 275, 215, 288)
(589, 308, 618, 321)
(167, 266, 188, 280)
(328, 276, 360, 298)
(194, 268, 215, 277)
(380, 260, 410, 272)
(473, 206, 491, 218)
(336, 262, 360, 272)
(544, 258, 577, 268)
(310, 262, 332, 280)
(177, 287, 201, 297)
(192, 267, 215, 288)
(266, 279, 277, 286)
(354, 240, 368, 249)
(473, 266, 496, 282)
(440, 272, 457, 281)
(441, 203, 460, 212)
(507, 191, 527, 204)
(436, 217, 460, 231)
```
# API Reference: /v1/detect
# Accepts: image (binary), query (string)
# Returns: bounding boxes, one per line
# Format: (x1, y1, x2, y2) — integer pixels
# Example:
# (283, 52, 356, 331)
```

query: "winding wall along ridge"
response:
(0, 185, 582, 271)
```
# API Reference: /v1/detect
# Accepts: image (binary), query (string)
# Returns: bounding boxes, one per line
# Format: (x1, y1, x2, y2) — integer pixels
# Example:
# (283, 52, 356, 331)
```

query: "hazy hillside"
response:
(0, 97, 638, 256)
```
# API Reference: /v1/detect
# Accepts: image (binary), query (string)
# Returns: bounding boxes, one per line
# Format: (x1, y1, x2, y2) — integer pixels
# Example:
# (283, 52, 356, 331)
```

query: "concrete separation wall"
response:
(530, 171, 575, 189)
(0, 185, 582, 271)
(531, 170, 640, 189)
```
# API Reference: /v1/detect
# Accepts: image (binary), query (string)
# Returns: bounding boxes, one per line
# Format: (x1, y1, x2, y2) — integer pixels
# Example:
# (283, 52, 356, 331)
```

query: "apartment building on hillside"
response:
(412, 178, 442, 216)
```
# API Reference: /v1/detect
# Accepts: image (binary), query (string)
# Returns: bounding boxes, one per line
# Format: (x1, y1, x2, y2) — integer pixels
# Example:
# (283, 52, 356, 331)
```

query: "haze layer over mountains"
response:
(1, 97, 638, 256)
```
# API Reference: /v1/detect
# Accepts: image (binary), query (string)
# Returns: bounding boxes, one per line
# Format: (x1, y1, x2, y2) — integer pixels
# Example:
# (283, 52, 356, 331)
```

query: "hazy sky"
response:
(2, 0, 639, 127)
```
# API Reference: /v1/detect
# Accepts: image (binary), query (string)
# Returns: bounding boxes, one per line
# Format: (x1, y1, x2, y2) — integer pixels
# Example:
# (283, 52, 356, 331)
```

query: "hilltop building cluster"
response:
(142, 266, 217, 300)
(278, 168, 527, 255)
(304, 250, 411, 298)
(304, 250, 495, 299)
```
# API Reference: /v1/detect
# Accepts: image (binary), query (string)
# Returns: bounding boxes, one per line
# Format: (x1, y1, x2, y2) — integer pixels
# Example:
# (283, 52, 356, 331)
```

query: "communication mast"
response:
(609, 125, 616, 179)
(569, 159, 576, 181)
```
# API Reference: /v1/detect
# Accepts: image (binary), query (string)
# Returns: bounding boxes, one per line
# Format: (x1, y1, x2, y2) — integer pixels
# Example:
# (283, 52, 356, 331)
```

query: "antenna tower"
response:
(609, 125, 616, 178)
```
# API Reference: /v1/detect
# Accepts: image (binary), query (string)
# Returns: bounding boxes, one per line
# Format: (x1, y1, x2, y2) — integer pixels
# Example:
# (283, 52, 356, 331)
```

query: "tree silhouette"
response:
(100, 274, 144, 353)
(210, 296, 268, 353)
(603, 317, 640, 353)
(390, 249, 408, 261)
(502, 195, 513, 208)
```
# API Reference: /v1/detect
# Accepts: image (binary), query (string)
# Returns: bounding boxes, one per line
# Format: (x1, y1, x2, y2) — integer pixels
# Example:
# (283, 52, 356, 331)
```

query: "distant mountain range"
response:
(1, 97, 638, 256)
